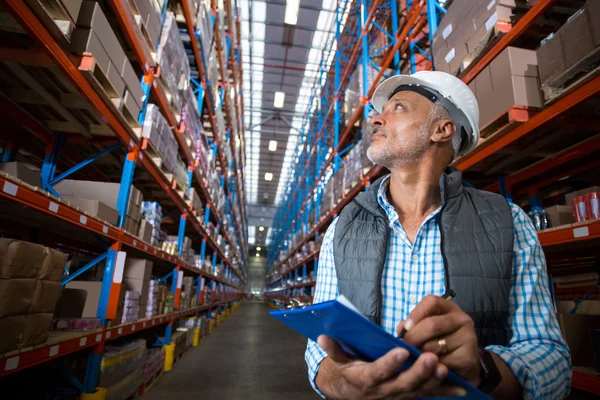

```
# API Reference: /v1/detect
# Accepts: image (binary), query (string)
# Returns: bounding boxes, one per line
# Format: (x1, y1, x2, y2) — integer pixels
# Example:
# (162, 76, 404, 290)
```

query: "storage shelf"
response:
(267, 281, 316, 292)
(268, 250, 320, 284)
(0, 173, 240, 289)
(1, 1, 246, 282)
(538, 220, 600, 247)
(572, 369, 600, 395)
(0, 297, 241, 377)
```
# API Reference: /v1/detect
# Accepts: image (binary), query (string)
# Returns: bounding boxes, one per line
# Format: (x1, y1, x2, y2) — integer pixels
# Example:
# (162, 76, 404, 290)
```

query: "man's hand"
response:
(315, 335, 467, 399)
(397, 294, 482, 387)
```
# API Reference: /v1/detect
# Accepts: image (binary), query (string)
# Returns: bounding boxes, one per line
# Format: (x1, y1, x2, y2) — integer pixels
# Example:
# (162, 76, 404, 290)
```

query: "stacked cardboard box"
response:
(54, 180, 144, 230)
(537, 1, 600, 90)
(123, 258, 152, 319)
(133, 0, 162, 48)
(71, 2, 145, 119)
(0, 239, 68, 353)
(333, 162, 347, 202)
(0, 161, 41, 187)
(433, 0, 520, 75)
(141, 201, 162, 246)
(157, 12, 190, 116)
(468, 47, 542, 129)
(142, 104, 178, 174)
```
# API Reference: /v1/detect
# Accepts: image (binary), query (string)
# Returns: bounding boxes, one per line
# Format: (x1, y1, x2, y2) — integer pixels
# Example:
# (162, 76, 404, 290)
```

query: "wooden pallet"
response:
(78, 54, 142, 138)
(542, 47, 600, 104)
(138, 368, 164, 395)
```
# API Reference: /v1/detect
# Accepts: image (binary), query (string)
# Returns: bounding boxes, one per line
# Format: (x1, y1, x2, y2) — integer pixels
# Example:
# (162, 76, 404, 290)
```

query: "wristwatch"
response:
(478, 350, 502, 393)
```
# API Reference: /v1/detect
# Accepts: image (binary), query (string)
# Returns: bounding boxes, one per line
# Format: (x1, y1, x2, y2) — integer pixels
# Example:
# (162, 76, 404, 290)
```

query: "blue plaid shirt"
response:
(305, 175, 571, 399)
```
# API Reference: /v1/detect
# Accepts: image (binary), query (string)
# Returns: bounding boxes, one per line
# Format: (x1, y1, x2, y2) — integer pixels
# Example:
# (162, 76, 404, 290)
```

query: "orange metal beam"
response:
(538, 220, 600, 247)
(456, 75, 600, 171)
(484, 134, 600, 192)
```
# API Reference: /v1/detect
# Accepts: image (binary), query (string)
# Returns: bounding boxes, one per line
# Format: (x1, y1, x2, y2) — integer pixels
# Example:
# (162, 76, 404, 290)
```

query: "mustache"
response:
(371, 126, 389, 135)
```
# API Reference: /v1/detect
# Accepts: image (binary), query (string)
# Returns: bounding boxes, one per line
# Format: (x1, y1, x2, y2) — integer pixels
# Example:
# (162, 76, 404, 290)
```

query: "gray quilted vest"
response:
(333, 169, 514, 347)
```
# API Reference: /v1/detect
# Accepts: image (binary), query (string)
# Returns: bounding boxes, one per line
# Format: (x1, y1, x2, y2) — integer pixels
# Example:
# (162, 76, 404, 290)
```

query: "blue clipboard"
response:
(270, 297, 489, 399)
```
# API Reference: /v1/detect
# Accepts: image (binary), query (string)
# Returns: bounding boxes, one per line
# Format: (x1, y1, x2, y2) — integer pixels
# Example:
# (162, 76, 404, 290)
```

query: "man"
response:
(305, 71, 571, 399)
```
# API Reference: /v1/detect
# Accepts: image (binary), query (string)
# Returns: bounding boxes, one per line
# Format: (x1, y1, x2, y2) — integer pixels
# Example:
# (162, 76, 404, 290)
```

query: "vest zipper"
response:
(437, 206, 452, 295)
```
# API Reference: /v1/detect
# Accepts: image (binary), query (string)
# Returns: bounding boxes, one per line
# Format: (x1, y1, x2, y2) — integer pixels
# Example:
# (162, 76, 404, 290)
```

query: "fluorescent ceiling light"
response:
(265, 172, 273, 181)
(256, 253, 260, 257)
(284, 0, 300, 25)
(274, 91, 285, 108)
(257, 246, 262, 251)
(268, 140, 278, 151)
(259, 226, 265, 232)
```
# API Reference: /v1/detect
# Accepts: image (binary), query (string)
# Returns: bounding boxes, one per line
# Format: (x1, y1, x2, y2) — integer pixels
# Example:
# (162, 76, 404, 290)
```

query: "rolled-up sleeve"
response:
(305, 218, 339, 398)
(486, 205, 571, 400)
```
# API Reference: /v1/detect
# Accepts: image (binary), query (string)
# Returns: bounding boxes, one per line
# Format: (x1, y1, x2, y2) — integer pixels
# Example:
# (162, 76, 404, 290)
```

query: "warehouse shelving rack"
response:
(0, 0, 247, 396)
(265, 0, 600, 394)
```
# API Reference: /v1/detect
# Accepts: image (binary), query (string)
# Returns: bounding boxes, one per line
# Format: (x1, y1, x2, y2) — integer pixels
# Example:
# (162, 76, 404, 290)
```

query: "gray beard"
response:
(367, 125, 430, 169)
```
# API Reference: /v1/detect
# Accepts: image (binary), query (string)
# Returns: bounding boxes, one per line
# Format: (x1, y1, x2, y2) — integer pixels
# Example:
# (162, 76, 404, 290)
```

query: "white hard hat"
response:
(371, 71, 480, 156)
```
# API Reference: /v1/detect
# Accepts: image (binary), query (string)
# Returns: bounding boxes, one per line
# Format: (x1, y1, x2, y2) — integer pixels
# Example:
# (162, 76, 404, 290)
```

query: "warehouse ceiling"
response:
(241, 0, 344, 246)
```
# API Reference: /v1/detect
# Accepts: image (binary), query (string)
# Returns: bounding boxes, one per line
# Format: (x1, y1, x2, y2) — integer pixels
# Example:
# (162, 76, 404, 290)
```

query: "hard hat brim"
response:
(372, 75, 436, 113)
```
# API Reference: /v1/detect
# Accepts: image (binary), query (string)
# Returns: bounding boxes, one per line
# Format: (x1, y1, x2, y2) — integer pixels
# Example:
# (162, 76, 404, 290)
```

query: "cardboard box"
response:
(56, 288, 87, 317)
(138, 219, 153, 243)
(106, 61, 126, 97)
(0, 161, 41, 188)
(536, 31, 565, 85)
(0, 279, 36, 316)
(587, 0, 600, 47)
(557, 301, 600, 367)
(76, 2, 127, 72)
(70, 28, 111, 73)
(0, 239, 67, 281)
(121, 61, 144, 108)
(123, 90, 142, 120)
(62, 0, 83, 22)
(0, 313, 53, 354)
(544, 205, 575, 228)
(67, 199, 118, 225)
(65, 281, 103, 318)
(54, 180, 142, 215)
(561, 9, 595, 71)
(31, 280, 62, 313)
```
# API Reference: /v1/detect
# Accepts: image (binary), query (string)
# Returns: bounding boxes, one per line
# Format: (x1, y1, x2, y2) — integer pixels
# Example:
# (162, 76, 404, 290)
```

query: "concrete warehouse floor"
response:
(143, 301, 321, 400)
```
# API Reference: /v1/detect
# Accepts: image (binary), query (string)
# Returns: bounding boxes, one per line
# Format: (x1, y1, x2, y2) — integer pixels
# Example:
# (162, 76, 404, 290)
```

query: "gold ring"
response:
(438, 338, 448, 354)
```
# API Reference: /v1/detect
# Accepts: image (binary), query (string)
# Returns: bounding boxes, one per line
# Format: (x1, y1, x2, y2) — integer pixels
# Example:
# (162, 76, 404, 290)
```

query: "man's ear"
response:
(430, 119, 456, 145)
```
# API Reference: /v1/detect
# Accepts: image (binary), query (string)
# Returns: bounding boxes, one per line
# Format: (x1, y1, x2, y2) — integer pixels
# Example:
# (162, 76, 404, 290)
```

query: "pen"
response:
(397, 289, 456, 339)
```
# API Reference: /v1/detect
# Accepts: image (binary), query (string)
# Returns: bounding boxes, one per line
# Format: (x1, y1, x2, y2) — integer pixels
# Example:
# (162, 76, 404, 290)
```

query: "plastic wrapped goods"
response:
(141, 105, 178, 173)
(157, 12, 191, 93)
(99, 339, 147, 388)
